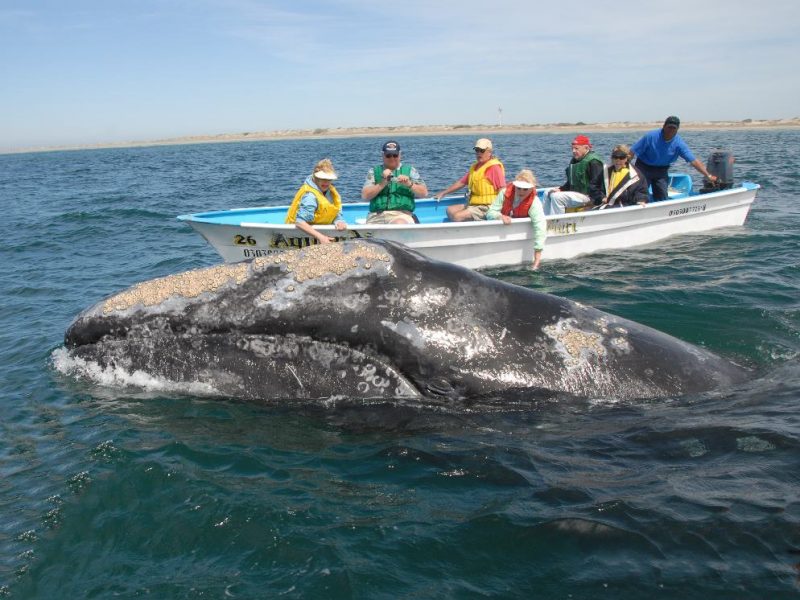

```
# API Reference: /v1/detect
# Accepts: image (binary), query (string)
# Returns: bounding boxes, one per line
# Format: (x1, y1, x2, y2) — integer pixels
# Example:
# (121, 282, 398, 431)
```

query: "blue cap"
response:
(382, 140, 400, 154)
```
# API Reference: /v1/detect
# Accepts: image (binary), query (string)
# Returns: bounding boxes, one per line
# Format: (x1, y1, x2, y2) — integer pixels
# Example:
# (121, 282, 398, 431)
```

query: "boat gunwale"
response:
(177, 182, 760, 231)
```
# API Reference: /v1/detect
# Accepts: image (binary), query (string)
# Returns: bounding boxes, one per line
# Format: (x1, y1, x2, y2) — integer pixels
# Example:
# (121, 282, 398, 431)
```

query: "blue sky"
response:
(1, 0, 798, 150)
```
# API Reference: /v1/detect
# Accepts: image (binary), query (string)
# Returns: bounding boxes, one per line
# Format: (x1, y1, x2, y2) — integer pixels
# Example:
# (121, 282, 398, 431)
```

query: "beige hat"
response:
(473, 138, 493, 150)
(512, 180, 534, 189)
(313, 170, 338, 180)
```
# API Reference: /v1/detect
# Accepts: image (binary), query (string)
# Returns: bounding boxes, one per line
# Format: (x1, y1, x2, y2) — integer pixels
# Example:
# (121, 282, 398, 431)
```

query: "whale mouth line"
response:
(63, 331, 423, 401)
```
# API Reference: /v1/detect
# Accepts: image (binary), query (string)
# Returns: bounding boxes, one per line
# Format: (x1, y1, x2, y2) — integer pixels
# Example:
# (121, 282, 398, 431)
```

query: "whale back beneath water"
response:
(64, 240, 748, 403)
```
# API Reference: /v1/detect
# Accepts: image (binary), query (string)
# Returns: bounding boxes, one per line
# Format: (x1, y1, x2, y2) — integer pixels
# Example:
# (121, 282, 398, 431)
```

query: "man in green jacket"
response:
(361, 140, 428, 224)
(544, 134, 605, 215)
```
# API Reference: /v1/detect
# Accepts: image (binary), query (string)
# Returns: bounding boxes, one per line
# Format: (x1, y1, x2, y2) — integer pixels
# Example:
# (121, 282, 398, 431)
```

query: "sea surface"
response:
(0, 131, 798, 599)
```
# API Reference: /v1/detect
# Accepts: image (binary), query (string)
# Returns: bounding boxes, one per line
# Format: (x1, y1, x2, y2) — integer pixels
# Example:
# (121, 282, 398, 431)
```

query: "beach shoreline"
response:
(5, 118, 799, 155)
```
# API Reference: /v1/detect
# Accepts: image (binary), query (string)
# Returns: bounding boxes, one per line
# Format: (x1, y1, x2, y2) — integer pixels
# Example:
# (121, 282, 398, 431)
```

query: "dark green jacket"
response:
(562, 151, 605, 204)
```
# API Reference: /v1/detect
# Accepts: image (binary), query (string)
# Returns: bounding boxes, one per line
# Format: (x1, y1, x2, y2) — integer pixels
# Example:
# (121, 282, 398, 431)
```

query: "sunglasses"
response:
(611, 154, 628, 160)
(474, 147, 488, 153)
(384, 153, 399, 158)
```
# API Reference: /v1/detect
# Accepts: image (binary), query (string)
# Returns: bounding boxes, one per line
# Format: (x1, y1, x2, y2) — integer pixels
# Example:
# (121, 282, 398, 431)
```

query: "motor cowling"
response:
(701, 150, 735, 192)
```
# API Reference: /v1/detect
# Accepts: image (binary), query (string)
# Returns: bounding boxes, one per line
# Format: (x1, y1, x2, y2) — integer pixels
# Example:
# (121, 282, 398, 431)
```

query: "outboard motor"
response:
(700, 149, 734, 193)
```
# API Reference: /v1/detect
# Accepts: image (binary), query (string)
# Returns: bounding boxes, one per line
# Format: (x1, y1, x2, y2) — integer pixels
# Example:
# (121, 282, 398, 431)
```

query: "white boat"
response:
(178, 174, 759, 270)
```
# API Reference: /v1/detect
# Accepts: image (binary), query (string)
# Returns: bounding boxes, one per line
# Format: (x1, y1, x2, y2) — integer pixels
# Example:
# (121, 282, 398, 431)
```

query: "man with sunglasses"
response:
(435, 138, 506, 222)
(630, 116, 718, 201)
(543, 134, 604, 215)
(361, 140, 428, 224)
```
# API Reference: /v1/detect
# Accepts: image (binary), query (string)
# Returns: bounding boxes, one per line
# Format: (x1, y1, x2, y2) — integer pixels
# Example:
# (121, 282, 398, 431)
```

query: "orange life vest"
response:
(502, 186, 535, 218)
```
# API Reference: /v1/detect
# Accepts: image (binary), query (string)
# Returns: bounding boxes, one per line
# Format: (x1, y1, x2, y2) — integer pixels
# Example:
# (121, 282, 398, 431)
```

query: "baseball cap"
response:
(382, 140, 400, 154)
(474, 138, 493, 150)
(664, 116, 680, 128)
(572, 134, 591, 146)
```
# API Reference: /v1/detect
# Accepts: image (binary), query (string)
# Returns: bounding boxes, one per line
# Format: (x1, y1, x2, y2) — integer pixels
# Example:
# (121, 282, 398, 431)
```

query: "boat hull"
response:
(180, 183, 758, 270)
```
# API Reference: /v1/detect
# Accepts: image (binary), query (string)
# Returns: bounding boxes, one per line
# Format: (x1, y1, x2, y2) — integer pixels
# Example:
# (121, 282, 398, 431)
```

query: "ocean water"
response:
(0, 131, 798, 598)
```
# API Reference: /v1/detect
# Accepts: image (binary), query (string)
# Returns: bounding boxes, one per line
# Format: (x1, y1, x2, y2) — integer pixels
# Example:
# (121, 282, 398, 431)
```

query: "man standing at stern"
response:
(631, 116, 718, 201)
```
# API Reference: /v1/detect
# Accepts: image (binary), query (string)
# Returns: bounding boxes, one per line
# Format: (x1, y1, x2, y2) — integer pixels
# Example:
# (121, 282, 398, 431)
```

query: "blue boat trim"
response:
(177, 177, 755, 228)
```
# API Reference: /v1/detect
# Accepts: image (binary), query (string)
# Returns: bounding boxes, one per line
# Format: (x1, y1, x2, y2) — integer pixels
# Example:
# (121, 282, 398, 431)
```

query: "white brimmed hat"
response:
(313, 170, 338, 180)
(512, 169, 537, 189)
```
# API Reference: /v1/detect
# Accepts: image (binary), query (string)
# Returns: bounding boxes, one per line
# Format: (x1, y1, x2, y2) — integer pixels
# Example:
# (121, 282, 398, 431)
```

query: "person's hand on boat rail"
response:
(293, 219, 346, 244)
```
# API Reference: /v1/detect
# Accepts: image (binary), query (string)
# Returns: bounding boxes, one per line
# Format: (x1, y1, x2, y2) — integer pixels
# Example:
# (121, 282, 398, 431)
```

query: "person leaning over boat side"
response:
(486, 169, 547, 270)
(434, 138, 506, 222)
(361, 140, 428, 224)
(600, 145, 649, 208)
(285, 158, 347, 244)
(630, 116, 718, 201)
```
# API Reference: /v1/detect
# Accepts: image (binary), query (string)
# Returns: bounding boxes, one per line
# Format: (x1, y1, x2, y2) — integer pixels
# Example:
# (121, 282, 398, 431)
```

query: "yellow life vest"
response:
(285, 183, 342, 224)
(609, 167, 629, 193)
(467, 158, 504, 205)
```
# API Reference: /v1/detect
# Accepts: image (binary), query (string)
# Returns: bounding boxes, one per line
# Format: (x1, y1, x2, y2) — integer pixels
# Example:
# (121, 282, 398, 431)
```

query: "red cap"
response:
(572, 135, 591, 146)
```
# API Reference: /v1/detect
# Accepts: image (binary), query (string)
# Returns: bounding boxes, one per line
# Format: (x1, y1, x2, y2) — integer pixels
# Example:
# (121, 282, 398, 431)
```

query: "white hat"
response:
(474, 138, 493, 150)
(313, 170, 338, 180)
(512, 180, 534, 189)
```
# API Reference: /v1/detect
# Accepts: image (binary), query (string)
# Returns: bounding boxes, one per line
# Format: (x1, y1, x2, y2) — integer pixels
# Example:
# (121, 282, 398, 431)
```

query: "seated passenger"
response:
(361, 140, 428, 224)
(600, 145, 648, 208)
(285, 158, 346, 244)
(543, 135, 604, 215)
(486, 169, 547, 270)
(434, 138, 506, 222)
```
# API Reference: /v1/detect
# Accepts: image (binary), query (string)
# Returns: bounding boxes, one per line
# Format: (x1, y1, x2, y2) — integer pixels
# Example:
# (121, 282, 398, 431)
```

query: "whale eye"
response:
(425, 377, 456, 398)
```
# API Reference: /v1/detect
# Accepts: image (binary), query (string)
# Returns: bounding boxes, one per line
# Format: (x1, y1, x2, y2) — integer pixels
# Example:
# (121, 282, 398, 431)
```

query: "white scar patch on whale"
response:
(403, 286, 453, 317)
(610, 336, 632, 353)
(380, 320, 430, 350)
(380, 316, 499, 360)
(543, 317, 607, 368)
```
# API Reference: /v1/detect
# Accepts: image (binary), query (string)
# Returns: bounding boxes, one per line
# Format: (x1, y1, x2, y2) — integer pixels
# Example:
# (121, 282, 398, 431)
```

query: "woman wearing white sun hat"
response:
(285, 158, 347, 244)
(486, 169, 547, 270)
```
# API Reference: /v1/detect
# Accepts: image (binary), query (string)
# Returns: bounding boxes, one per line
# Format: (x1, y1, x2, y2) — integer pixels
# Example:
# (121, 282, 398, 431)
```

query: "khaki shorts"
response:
(366, 210, 416, 224)
(464, 204, 490, 220)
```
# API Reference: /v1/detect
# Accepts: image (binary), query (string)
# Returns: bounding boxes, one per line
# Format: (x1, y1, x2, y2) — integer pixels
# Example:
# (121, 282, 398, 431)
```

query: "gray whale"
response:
(64, 240, 747, 403)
